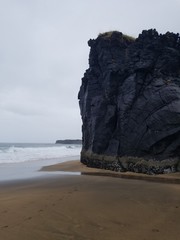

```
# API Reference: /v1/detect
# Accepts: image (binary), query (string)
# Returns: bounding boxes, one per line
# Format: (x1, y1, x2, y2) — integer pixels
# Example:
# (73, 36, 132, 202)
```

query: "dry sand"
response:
(0, 160, 180, 240)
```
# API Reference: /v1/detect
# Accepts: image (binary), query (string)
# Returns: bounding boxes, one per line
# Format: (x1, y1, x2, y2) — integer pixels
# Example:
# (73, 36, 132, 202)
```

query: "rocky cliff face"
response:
(78, 29, 180, 174)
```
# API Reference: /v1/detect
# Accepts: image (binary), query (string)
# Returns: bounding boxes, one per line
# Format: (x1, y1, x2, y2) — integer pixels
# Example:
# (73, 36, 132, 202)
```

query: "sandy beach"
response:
(0, 160, 180, 240)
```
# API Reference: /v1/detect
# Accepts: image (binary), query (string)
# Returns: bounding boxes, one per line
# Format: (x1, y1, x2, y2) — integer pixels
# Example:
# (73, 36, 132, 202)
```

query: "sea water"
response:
(0, 143, 81, 182)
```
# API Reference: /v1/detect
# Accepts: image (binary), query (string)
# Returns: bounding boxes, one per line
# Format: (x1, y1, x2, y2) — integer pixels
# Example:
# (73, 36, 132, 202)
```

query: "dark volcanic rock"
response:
(78, 29, 180, 174)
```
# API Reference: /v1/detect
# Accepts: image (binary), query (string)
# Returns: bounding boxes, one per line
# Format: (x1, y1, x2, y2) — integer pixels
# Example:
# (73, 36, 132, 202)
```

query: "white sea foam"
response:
(0, 143, 81, 164)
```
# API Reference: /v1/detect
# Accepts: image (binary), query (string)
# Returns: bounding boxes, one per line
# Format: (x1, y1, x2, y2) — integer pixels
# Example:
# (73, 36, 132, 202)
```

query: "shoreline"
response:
(41, 159, 180, 184)
(0, 156, 79, 182)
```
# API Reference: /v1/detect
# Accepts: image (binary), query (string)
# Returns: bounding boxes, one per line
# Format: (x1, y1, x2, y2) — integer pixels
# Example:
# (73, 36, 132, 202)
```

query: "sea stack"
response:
(78, 29, 180, 174)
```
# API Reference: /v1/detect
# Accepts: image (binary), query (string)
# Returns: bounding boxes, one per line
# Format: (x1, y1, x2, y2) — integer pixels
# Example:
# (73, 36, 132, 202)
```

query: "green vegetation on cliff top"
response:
(98, 31, 136, 42)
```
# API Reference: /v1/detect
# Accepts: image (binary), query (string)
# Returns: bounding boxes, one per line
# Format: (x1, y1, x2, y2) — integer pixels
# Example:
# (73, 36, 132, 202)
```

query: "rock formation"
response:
(78, 29, 180, 174)
(56, 139, 82, 144)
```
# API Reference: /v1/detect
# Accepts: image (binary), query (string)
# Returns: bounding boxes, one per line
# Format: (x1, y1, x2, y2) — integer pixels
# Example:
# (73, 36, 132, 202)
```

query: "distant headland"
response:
(56, 139, 82, 144)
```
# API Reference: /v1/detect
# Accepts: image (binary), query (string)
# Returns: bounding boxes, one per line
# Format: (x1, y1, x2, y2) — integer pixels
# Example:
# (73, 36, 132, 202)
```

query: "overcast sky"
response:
(0, 0, 179, 143)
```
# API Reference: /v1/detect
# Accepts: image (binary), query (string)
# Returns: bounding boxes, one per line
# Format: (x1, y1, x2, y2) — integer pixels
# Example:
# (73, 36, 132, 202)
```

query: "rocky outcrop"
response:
(56, 139, 82, 144)
(78, 29, 180, 174)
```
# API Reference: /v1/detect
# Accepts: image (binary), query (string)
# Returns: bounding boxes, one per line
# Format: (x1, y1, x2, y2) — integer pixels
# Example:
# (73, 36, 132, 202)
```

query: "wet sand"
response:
(42, 160, 180, 184)
(0, 160, 180, 240)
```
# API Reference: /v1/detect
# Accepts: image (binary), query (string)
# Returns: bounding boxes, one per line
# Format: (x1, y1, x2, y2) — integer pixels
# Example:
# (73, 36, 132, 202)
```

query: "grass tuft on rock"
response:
(98, 31, 135, 42)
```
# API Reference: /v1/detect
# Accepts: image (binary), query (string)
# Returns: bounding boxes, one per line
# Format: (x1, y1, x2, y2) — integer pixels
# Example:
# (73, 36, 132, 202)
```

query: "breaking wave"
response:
(0, 143, 81, 164)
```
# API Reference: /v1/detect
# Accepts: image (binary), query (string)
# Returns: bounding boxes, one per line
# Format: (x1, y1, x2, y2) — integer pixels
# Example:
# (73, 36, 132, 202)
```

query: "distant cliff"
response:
(78, 29, 180, 174)
(56, 139, 82, 144)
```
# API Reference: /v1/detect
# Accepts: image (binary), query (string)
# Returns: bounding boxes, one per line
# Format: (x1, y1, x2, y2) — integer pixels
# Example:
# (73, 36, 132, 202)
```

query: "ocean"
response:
(0, 143, 81, 182)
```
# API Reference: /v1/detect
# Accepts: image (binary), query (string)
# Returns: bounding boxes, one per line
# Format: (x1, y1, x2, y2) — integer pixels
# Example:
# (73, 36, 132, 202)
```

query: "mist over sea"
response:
(0, 143, 81, 181)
